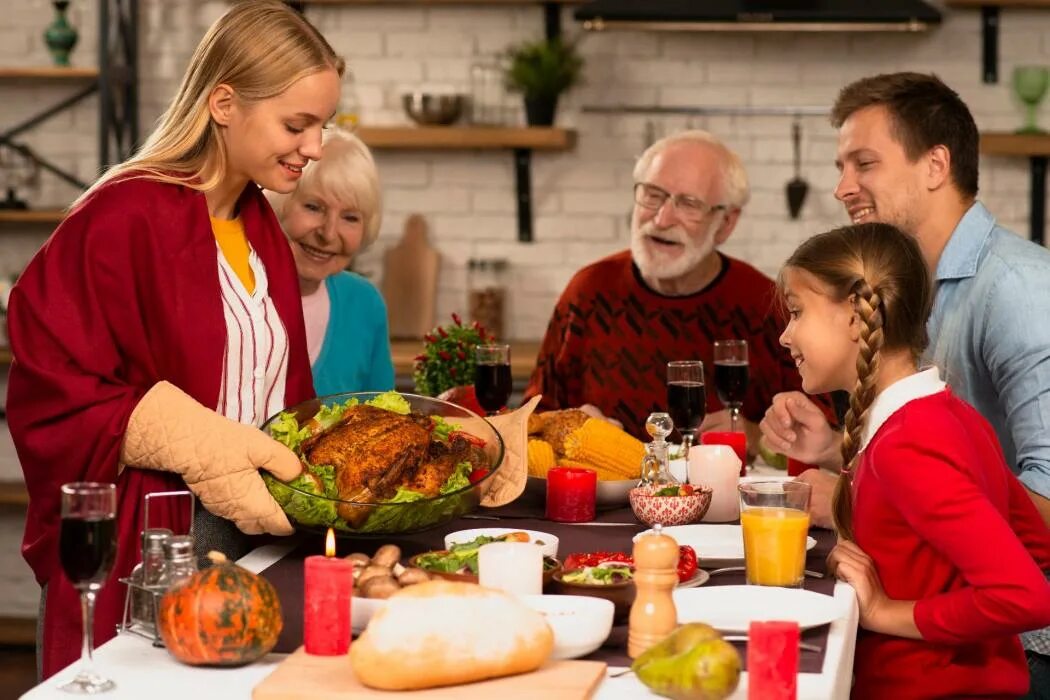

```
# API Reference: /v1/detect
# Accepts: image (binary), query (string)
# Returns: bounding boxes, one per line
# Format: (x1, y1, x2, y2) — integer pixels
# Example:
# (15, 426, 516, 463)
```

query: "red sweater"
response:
(523, 251, 806, 440)
(851, 390, 1050, 699)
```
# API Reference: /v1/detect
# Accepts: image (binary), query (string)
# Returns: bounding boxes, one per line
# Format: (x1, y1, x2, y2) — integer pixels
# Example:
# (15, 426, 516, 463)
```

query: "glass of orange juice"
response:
(738, 481, 811, 587)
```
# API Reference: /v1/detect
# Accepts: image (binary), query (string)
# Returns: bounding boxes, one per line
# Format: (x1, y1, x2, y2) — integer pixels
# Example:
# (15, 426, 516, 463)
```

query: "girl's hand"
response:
(828, 540, 921, 638)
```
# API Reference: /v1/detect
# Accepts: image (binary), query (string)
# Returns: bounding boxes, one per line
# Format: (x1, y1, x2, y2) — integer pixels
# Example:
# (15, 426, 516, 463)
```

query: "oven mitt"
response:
(119, 381, 301, 535)
(480, 396, 542, 507)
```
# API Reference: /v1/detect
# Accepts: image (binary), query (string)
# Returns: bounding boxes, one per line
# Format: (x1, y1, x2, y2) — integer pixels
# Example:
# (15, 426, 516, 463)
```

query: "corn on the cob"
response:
(557, 458, 636, 481)
(563, 418, 644, 479)
(527, 438, 557, 478)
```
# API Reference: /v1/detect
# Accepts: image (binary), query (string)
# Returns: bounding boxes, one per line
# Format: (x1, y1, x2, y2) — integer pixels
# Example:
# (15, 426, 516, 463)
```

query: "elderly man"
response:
(759, 73, 1050, 697)
(524, 129, 804, 444)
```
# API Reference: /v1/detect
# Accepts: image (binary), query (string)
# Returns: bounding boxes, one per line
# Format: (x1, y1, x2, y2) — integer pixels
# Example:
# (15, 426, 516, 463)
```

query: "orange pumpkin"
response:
(157, 551, 283, 666)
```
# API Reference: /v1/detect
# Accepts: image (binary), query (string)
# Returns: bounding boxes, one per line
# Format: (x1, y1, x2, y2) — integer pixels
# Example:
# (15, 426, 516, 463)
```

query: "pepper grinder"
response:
(628, 524, 680, 658)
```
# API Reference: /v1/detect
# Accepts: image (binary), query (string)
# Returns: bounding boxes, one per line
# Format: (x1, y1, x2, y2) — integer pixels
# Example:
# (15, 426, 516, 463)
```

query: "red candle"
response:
(303, 528, 353, 656)
(748, 620, 800, 700)
(701, 431, 747, 476)
(786, 457, 817, 477)
(545, 467, 597, 522)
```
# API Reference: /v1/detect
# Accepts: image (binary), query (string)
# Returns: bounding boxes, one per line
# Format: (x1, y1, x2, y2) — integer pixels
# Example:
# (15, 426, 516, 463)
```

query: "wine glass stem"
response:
(730, 406, 739, 432)
(1029, 102, 1039, 131)
(79, 588, 97, 673)
(682, 433, 694, 461)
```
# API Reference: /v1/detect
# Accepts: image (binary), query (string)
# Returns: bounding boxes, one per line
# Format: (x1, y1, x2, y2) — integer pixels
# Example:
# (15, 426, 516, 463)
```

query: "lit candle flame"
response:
(325, 527, 336, 558)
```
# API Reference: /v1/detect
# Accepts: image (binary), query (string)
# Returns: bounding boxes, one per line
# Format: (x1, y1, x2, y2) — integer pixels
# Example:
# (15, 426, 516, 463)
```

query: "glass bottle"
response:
(130, 528, 171, 629)
(335, 71, 361, 130)
(468, 258, 508, 340)
(642, 412, 680, 488)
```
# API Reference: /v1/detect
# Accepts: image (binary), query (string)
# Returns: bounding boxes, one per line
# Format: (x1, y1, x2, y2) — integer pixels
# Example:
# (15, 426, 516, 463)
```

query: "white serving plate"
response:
(444, 528, 559, 558)
(524, 475, 635, 508)
(519, 594, 614, 659)
(637, 524, 816, 561)
(351, 596, 386, 634)
(672, 585, 848, 633)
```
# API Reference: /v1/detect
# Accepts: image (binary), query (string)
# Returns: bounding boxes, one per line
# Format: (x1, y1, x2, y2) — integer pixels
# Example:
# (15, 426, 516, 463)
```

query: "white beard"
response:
(631, 220, 718, 283)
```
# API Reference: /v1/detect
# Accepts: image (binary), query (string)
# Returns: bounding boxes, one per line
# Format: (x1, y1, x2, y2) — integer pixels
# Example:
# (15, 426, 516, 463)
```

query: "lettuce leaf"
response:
(439, 461, 473, 495)
(430, 415, 455, 443)
(364, 391, 411, 415)
(263, 465, 339, 526)
(269, 412, 311, 453)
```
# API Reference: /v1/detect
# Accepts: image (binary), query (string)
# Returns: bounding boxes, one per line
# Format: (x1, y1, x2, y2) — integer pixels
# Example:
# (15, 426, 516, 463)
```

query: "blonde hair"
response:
(73, 0, 343, 209)
(632, 129, 751, 209)
(779, 223, 931, 540)
(267, 128, 383, 248)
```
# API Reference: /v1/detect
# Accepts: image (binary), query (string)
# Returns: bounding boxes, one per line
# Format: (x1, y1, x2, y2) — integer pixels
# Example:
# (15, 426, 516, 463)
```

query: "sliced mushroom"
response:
(360, 575, 400, 599)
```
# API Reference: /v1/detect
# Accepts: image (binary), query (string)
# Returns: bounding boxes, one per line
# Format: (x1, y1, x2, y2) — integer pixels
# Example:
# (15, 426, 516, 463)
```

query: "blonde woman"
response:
(266, 128, 395, 396)
(6, 1, 341, 678)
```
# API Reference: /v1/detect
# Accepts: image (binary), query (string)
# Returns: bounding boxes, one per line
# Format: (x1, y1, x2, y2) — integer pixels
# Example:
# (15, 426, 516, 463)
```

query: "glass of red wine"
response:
(474, 343, 512, 416)
(713, 339, 750, 432)
(666, 360, 706, 459)
(59, 482, 118, 694)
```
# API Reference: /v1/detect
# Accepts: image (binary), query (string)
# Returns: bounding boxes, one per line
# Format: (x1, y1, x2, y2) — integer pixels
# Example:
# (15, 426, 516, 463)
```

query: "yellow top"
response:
(210, 216, 255, 294)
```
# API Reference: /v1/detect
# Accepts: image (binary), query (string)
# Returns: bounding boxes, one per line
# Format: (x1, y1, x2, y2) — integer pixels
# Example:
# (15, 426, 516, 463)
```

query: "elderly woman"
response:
(267, 128, 394, 396)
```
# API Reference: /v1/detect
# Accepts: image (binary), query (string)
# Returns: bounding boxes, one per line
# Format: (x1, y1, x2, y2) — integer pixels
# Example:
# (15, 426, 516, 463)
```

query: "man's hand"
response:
(579, 403, 624, 430)
(760, 392, 843, 469)
(795, 468, 838, 530)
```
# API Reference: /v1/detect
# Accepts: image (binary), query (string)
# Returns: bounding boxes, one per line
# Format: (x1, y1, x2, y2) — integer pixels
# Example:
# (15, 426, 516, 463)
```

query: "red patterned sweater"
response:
(523, 250, 808, 440)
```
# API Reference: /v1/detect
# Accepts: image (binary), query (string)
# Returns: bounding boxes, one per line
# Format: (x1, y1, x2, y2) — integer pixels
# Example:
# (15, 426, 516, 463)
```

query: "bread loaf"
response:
(349, 580, 553, 690)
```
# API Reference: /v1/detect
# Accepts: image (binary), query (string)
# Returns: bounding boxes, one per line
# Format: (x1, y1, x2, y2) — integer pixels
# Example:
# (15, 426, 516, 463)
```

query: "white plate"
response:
(673, 585, 847, 633)
(677, 569, 710, 589)
(520, 594, 614, 659)
(351, 596, 385, 634)
(444, 528, 559, 558)
(637, 524, 816, 561)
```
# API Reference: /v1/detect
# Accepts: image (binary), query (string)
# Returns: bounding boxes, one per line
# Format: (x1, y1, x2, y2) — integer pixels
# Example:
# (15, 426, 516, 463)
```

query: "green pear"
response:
(632, 625, 741, 700)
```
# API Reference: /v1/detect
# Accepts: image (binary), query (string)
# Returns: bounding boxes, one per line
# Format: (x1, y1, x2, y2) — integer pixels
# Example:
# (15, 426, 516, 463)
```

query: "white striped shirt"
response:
(215, 245, 289, 427)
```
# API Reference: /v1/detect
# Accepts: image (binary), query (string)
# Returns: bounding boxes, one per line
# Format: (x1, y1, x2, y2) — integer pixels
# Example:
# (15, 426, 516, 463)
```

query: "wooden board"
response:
(253, 648, 607, 700)
(381, 214, 440, 340)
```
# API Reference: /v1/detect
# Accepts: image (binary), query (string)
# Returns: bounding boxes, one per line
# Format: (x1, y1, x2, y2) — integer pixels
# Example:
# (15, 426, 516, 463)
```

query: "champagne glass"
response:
(1013, 66, 1050, 134)
(59, 482, 118, 694)
(474, 343, 511, 415)
(714, 340, 750, 432)
(666, 360, 706, 460)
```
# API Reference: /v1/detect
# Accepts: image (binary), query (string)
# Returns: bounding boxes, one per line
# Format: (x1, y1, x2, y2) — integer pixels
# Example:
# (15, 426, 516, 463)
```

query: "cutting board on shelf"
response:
(381, 213, 440, 340)
(252, 649, 606, 700)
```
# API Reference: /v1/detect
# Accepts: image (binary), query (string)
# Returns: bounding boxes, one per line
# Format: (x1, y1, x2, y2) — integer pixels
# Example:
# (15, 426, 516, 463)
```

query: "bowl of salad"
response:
(408, 532, 561, 588)
(629, 483, 712, 527)
(262, 391, 504, 536)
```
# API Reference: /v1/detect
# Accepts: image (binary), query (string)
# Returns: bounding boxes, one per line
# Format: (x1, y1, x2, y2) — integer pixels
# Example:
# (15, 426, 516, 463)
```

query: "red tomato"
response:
(448, 430, 486, 448)
(468, 468, 490, 484)
(563, 551, 633, 570)
(676, 545, 698, 583)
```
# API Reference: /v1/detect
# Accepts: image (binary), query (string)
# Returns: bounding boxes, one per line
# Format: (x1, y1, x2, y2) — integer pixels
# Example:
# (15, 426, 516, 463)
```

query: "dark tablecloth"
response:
(258, 502, 838, 673)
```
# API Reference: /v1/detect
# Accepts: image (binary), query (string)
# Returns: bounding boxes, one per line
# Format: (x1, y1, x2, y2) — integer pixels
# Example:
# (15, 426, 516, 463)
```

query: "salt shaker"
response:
(158, 535, 197, 589)
(131, 528, 172, 628)
(628, 524, 679, 659)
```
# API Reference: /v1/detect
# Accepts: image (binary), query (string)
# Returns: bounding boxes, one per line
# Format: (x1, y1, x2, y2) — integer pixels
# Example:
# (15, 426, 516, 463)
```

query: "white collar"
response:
(858, 367, 946, 452)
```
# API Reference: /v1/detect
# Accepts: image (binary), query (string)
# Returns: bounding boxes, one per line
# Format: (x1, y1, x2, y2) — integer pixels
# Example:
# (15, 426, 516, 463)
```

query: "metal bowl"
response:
(401, 92, 465, 126)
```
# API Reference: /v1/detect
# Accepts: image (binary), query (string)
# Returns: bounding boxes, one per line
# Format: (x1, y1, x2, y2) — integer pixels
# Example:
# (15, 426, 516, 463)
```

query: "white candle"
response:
(478, 541, 543, 596)
(688, 444, 742, 522)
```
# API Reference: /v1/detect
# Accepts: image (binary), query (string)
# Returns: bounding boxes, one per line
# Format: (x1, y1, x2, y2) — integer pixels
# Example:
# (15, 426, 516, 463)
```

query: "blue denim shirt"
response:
(926, 201, 1050, 501)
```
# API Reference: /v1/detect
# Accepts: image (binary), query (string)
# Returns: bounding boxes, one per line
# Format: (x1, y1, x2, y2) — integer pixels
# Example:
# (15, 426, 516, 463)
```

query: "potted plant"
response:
(413, 313, 492, 415)
(504, 37, 584, 127)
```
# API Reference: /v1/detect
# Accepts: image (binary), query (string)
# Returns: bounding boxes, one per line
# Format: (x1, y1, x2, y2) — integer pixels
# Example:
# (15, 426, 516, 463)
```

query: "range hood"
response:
(575, 0, 942, 33)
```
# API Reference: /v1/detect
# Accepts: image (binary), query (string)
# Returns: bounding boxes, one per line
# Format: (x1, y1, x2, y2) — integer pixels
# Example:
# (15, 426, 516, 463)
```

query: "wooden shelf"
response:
(302, 0, 581, 4)
(980, 132, 1050, 156)
(0, 210, 65, 224)
(390, 339, 539, 381)
(357, 126, 576, 151)
(0, 481, 28, 508)
(946, 1, 1050, 8)
(0, 616, 36, 646)
(0, 66, 98, 80)
(0, 348, 11, 365)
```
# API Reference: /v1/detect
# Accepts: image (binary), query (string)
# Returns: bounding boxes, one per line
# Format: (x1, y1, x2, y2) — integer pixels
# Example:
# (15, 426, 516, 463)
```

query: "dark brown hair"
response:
(781, 223, 932, 539)
(831, 72, 979, 199)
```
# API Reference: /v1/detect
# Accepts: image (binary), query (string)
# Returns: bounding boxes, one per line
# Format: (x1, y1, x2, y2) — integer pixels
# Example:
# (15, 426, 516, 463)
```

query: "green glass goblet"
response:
(1013, 66, 1050, 134)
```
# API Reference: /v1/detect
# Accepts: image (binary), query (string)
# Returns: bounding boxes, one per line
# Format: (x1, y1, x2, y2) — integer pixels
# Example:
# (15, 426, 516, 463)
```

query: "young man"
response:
(524, 130, 803, 445)
(759, 72, 1050, 697)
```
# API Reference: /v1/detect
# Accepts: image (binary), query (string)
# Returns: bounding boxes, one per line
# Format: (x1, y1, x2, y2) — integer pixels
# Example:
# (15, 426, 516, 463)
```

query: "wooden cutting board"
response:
(381, 213, 440, 340)
(252, 648, 607, 700)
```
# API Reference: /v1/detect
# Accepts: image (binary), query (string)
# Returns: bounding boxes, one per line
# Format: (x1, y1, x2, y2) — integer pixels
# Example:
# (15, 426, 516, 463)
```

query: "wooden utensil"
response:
(252, 648, 607, 699)
(381, 213, 440, 339)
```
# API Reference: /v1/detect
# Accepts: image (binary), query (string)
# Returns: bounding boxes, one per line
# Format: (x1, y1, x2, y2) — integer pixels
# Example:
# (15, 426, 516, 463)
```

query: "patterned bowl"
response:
(628, 485, 712, 527)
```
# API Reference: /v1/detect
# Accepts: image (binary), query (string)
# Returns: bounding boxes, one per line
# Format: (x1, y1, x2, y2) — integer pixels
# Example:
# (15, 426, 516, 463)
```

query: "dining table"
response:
(20, 472, 859, 700)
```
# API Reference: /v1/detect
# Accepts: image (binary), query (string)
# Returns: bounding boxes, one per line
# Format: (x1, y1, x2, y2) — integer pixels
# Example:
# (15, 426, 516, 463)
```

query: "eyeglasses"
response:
(633, 182, 728, 224)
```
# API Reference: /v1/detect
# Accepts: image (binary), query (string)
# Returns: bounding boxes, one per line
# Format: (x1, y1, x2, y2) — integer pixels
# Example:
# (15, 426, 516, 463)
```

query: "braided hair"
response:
(781, 223, 931, 540)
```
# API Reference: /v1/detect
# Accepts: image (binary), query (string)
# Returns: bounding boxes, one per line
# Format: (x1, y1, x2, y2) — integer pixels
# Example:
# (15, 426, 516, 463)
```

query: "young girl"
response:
(779, 222, 1050, 698)
(7, 1, 342, 679)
